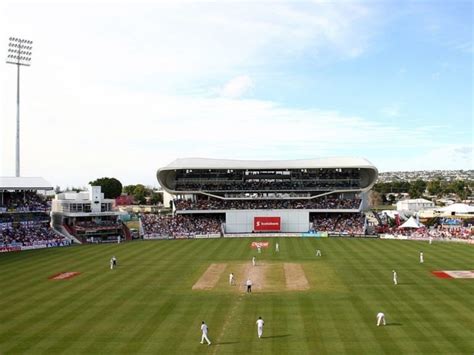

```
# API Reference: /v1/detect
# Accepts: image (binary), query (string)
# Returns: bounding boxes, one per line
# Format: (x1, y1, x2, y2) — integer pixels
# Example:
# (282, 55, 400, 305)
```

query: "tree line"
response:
(374, 179, 473, 200)
(88, 177, 162, 204)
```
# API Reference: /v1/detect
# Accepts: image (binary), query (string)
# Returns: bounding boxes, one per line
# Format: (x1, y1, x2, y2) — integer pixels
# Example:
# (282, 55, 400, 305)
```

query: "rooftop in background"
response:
(0, 177, 53, 191)
(160, 157, 377, 170)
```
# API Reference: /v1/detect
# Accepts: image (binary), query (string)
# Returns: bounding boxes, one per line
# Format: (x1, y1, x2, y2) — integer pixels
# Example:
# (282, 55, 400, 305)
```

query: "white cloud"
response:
(0, 1, 470, 188)
(220, 76, 253, 98)
(381, 104, 401, 117)
(0, 78, 464, 187)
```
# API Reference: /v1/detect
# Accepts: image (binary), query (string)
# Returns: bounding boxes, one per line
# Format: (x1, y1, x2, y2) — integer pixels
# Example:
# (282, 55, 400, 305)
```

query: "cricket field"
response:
(0, 238, 473, 354)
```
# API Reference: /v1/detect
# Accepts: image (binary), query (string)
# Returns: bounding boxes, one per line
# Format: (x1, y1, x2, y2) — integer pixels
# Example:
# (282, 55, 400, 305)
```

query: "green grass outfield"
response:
(0, 238, 473, 354)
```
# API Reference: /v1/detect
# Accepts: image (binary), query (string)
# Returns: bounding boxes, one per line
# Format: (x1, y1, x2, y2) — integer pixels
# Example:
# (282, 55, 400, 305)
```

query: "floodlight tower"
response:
(6, 37, 33, 177)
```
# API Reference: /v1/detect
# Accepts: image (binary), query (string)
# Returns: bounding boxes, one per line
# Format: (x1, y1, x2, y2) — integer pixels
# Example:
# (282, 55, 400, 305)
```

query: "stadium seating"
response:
(0, 191, 66, 248)
(174, 198, 361, 211)
(141, 214, 223, 238)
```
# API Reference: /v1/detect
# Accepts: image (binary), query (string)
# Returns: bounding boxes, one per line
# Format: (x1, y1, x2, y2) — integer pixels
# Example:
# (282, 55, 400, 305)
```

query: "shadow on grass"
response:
(263, 334, 291, 339)
(214, 341, 240, 345)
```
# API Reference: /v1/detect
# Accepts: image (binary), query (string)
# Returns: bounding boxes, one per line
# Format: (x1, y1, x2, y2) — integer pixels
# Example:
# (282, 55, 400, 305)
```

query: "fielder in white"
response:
(200, 321, 211, 345)
(419, 251, 424, 263)
(376, 312, 386, 326)
(257, 246, 261, 254)
(392, 270, 397, 285)
(316, 249, 322, 257)
(110, 258, 114, 270)
(275, 242, 279, 252)
(256, 317, 264, 338)
(252, 256, 256, 266)
(429, 236, 433, 245)
(229, 272, 235, 285)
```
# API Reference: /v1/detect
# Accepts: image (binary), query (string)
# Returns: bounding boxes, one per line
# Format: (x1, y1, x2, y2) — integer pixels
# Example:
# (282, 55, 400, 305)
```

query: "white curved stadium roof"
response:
(160, 157, 377, 170)
(0, 177, 53, 191)
(157, 157, 378, 194)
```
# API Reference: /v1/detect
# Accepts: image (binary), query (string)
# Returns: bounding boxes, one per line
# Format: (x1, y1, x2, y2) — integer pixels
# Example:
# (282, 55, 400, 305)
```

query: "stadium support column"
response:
(6, 37, 33, 177)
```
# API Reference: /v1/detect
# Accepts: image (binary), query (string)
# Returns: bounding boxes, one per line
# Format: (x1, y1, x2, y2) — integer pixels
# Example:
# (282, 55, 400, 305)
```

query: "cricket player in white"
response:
(256, 317, 264, 338)
(252, 256, 256, 266)
(376, 312, 386, 326)
(229, 273, 235, 285)
(110, 258, 114, 270)
(392, 270, 397, 285)
(257, 246, 261, 253)
(429, 236, 433, 245)
(276, 242, 279, 252)
(316, 249, 322, 257)
(200, 321, 211, 345)
(419, 251, 424, 263)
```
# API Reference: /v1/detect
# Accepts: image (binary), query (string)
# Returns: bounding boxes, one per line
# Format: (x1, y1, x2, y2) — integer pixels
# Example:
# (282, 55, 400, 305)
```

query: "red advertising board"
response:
(254, 217, 281, 232)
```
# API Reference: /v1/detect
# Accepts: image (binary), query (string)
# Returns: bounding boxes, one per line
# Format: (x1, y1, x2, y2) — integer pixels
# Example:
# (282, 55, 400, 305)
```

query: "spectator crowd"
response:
(141, 214, 223, 238)
(386, 225, 472, 240)
(174, 198, 361, 211)
(311, 214, 366, 235)
(0, 223, 66, 247)
(174, 179, 361, 192)
(0, 191, 50, 212)
(0, 192, 68, 249)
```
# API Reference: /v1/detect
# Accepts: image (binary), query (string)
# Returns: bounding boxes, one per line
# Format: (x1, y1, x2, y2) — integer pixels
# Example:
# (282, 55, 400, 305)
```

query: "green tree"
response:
(89, 177, 123, 199)
(133, 184, 147, 204)
(408, 179, 426, 199)
(427, 179, 443, 196)
(150, 192, 163, 205)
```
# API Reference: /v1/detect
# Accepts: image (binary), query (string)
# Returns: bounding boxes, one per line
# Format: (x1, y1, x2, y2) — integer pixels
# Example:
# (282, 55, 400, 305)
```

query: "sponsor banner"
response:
(251, 241, 269, 249)
(49, 272, 81, 280)
(301, 232, 329, 238)
(21, 244, 48, 251)
(443, 270, 474, 279)
(254, 217, 281, 232)
(0, 243, 69, 253)
(0, 246, 21, 253)
(224, 233, 300, 238)
(194, 234, 221, 239)
(432, 271, 452, 279)
(380, 234, 408, 240)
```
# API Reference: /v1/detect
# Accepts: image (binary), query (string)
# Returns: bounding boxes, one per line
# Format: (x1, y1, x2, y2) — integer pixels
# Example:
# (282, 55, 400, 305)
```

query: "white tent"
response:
(399, 216, 424, 229)
(435, 203, 474, 214)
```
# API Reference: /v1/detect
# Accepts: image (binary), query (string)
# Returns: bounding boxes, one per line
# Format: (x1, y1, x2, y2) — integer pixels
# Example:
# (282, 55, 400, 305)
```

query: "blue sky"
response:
(0, 0, 472, 187)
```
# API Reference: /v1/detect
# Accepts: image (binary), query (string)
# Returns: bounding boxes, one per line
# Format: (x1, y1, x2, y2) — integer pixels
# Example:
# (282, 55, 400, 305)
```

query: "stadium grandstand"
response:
(0, 177, 70, 252)
(51, 185, 131, 244)
(141, 157, 378, 238)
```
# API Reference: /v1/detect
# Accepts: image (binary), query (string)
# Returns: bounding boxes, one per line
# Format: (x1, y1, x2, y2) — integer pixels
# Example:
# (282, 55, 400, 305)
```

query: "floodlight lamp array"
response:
(6, 37, 33, 65)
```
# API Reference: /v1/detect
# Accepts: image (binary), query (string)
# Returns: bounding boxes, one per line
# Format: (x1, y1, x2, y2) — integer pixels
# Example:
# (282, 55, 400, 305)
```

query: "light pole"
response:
(6, 37, 33, 177)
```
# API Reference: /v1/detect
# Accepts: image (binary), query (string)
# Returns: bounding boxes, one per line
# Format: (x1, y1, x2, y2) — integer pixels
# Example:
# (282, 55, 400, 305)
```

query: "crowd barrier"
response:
(143, 233, 220, 240)
(0, 241, 71, 253)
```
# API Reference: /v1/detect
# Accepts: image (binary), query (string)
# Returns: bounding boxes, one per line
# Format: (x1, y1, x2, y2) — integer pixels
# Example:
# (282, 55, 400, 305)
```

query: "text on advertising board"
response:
(254, 217, 281, 231)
